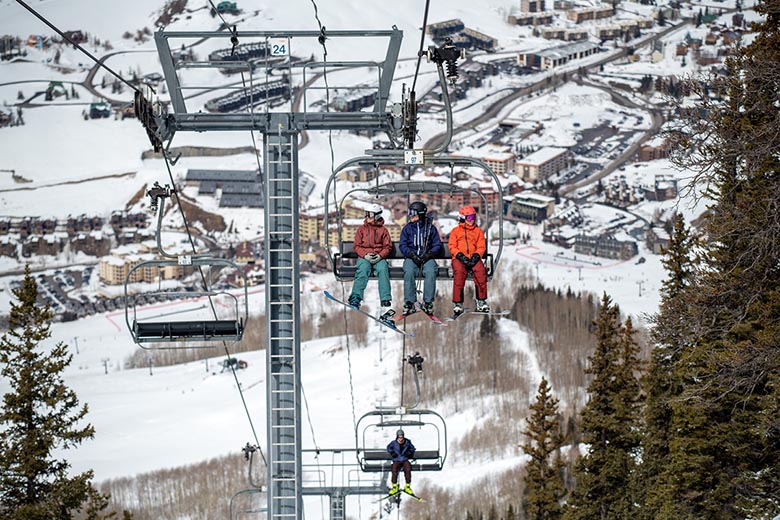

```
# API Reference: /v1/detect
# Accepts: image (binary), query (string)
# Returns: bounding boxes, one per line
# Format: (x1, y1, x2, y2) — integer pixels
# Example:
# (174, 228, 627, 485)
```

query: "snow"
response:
(0, 0, 759, 516)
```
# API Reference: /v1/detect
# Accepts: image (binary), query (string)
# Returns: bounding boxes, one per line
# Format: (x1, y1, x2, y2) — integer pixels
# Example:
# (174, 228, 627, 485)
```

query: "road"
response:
(560, 78, 665, 196)
(423, 18, 690, 151)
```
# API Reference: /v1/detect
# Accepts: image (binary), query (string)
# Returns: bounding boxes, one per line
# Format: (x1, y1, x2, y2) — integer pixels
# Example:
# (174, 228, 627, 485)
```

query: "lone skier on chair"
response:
(387, 429, 416, 496)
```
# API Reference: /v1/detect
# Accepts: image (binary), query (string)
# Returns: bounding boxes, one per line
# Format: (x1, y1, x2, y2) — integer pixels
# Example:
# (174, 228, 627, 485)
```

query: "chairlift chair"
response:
(324, 157, 505, 282)
(123, 183, 249, 348)
(356, 408, 447, 472)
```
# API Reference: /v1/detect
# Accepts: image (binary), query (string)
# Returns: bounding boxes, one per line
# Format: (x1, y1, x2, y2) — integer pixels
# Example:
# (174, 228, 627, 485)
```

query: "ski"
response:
(375, 490, 424, 503)
(323, 291, 416, 337)
(444, 308, 509, 321)
(403, 489, 424, 501)
(392, 308, 417, 322)
(376, 492, 402, 503)
(414, 302, 447, 326)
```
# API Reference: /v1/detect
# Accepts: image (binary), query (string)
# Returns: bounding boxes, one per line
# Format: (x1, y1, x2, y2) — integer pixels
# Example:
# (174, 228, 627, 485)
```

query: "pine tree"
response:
(660, 0, 780, 516)
(0, 267, 114, 519)
(522, 377, 565, 520)
(565, 294, 641, 520)
(636, 215, 696, 519)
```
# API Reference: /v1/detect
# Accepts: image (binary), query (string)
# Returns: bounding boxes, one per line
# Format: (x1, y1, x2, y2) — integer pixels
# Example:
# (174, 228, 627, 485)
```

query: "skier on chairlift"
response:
(387, 429, 416, 496)
(449, 205, 490, 316)
(399, 201, 442, 316)
(347, 203, 393, 321)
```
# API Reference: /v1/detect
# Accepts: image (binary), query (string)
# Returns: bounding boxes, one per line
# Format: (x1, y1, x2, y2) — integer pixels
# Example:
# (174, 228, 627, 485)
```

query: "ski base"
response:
(323, 291, 416, 337)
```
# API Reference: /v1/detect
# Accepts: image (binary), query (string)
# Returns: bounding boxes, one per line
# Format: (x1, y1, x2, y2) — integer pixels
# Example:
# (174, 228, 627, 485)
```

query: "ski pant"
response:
(391, 460, 412, 484)
(403, 258, 437, 304)
(452, 259, 488, 303)
(350, 258, 391, 302)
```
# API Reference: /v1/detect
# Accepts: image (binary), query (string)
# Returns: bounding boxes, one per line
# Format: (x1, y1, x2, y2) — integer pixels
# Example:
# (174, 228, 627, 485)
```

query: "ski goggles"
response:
(365, 211, 381, 218)
(460, 214, 476, 222)
(408, 208, 425, 217)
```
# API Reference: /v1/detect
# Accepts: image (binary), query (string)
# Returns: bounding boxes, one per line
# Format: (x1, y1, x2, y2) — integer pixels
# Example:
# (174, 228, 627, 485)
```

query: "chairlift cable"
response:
(410, 0, 432, 94)
(14, 0, 152, 95)
(161, 151, 267, 467)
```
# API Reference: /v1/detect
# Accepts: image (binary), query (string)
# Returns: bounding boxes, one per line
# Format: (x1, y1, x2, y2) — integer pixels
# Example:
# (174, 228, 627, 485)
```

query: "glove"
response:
(456, 252, 468, 266)
(470, 253, 481, 266)
(409, 252, 423, 267)
(365, 253, 381, 264)
(419, 251, 432, 263)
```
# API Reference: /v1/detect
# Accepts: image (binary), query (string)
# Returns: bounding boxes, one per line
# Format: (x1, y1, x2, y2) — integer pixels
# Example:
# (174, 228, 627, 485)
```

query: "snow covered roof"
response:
(517, 147, 568, 166)
(536, 41, 599, 60)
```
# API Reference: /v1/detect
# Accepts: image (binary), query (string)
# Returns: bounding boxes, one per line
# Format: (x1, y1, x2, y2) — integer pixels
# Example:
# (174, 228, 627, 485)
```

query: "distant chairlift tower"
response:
(149, 27, 403, 519)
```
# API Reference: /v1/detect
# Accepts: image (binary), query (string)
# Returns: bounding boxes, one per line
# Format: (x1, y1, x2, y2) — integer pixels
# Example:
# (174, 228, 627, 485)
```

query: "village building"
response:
(506, 193, 556, 224)
(521, 0, 546, 12)
(508, 12, 555, 25)
(567, 5, 614, 23)
(646, 226, 670, 254)
(70, 231, 111, 257)
(426, 19, 465, 40)
(519, 40, 600, 70)
(516, 147, 570, 181)
(574, 233, 638, 260)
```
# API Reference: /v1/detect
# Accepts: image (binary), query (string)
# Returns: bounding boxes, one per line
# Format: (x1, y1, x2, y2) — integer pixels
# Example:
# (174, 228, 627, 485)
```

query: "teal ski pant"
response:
(403, 258, 437, 304)
(350, 258, 391, 302)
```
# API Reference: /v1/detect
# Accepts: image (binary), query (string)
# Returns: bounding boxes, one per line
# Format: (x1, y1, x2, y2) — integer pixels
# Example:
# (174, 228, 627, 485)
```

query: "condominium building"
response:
(516, 147, 570, 181)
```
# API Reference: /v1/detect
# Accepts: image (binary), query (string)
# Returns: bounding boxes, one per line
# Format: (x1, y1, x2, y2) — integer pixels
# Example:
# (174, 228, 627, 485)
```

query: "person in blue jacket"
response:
(387, 429, 416, 495)
(398, 201, 442, 316)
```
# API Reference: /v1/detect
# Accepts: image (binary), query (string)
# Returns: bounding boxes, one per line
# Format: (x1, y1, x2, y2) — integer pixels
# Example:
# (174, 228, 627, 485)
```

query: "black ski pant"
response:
(391, 460, 411, 484)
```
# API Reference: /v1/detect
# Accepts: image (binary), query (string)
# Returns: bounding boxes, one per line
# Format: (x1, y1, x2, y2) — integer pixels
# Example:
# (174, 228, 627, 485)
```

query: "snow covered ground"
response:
(0, 0, 749, 516)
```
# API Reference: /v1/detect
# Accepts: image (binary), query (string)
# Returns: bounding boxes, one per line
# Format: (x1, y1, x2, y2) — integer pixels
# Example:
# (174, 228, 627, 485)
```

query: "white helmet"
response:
(365, 203, 383, 217)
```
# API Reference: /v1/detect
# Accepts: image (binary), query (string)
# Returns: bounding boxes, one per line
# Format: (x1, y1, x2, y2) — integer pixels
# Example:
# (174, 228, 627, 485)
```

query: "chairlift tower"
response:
(150, 27, 403, 519)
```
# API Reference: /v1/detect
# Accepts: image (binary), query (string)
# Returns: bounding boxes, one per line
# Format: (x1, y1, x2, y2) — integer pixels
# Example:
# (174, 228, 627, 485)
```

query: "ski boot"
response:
(379, 300, 395, 327)
(475, 299, 490, 313)
(389, 483, 400, 495)
(402, 301, 417, 316)
(421, 301, 434, 315)
(453, 302, 464, 317)
(404, 483, 414, 495)
(348, 295, 361, 309)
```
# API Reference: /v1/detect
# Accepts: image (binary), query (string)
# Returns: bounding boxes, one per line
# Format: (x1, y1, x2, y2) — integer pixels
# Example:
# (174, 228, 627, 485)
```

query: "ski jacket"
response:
(386, 438, 416, 462)
(448, 221, 486, 259)
(353, 217, 392, 259)
(399, 218, 442, 258)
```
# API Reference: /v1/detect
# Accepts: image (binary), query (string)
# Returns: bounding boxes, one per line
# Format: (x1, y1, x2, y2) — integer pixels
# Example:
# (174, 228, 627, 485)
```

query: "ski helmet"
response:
(408, 201, 427, 218)
(365, 203, 383, 218)
(459, 205, 477, 223)
(396, 429, 405, 438)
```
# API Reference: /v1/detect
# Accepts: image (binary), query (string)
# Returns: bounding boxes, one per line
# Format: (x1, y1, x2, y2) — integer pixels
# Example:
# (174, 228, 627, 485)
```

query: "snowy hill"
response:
(0, 0, 736, 517)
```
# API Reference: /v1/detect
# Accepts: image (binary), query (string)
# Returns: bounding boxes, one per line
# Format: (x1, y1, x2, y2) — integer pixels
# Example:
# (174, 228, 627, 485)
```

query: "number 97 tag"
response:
(270, 38, 288, 56)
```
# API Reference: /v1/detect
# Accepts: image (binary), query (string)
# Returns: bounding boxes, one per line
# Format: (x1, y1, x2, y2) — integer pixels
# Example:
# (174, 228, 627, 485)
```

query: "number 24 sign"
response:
(270, 38, 288, 56)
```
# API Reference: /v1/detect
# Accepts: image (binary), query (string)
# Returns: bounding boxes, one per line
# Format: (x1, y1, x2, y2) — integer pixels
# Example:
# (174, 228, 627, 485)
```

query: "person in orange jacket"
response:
(448, 205, 489, 316)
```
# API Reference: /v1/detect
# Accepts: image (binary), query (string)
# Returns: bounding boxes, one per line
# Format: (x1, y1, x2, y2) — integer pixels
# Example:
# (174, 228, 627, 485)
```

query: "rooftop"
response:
(517, 147, 568, 166)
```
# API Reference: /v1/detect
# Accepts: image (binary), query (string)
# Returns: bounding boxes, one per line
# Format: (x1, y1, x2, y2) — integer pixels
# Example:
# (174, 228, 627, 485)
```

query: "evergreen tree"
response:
(0, 267, 114, 519)
(661, 0, 780, 516)
(565, 294, 641, 520)
(636, 215, 696, 518)
(522, 377, 565, 520)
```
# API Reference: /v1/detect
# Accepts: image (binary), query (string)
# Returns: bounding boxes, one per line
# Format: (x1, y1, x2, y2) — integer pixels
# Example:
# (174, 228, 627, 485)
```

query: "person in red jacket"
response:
(348, 203, 393, 319)
(448, 205, 489, 316)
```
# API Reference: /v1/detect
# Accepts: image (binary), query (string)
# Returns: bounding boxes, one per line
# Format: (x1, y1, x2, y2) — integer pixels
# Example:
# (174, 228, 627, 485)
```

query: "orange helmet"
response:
(458, 206, 477, 223)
